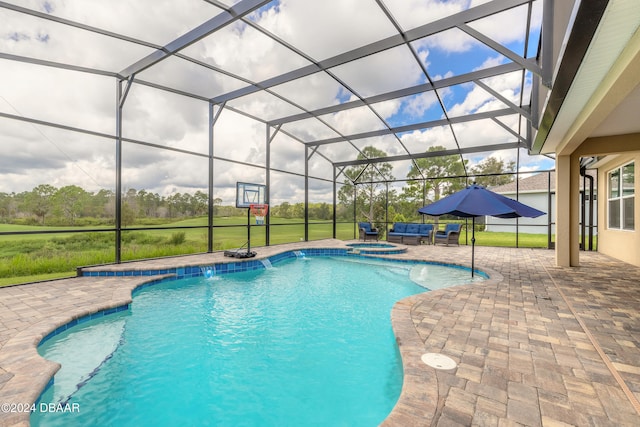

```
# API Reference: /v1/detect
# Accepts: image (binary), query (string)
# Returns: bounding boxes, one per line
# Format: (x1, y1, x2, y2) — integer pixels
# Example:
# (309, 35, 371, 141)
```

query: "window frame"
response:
(607, 161, 635, 231)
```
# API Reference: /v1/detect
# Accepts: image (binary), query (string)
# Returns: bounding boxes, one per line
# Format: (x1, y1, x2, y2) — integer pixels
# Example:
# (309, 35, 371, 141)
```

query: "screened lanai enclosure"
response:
(1, 0, 562, 279)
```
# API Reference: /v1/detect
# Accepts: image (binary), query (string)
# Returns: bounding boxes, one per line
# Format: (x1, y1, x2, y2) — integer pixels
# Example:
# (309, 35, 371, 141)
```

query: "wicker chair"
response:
(433, 223, 461, 246)
(358, 222, 379, 241)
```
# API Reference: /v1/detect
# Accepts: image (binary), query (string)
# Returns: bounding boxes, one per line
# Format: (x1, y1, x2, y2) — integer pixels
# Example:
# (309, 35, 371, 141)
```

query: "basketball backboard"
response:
(235, 182, 266, 208)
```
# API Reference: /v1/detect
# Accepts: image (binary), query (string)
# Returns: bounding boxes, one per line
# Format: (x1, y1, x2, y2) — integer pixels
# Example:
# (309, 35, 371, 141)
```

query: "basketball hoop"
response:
(250, 203, 268, 224)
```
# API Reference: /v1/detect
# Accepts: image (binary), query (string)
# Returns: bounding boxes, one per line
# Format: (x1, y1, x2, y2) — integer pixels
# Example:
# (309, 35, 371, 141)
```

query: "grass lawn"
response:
(0, 218, 357, 285)
(0, 217, 556, 286)
(0, 272, 76, 287)
(460, 231, 551, 248)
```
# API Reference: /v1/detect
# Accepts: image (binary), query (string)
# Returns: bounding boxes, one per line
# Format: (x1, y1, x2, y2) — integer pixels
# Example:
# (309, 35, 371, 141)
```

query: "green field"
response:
(0, 218, 358, 286)
(0, 218, 554, 287)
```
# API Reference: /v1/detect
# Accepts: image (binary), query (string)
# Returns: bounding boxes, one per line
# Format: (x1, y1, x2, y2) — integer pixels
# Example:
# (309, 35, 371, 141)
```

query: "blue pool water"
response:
(33, 256, 482, 426)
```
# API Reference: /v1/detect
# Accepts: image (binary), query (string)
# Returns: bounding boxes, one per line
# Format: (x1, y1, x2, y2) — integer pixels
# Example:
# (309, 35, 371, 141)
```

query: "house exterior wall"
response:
(485, 190, 597, 236)
(597, 153, 640, 266)
(484, 192, 554, 235)
(532, 1, 640, 266)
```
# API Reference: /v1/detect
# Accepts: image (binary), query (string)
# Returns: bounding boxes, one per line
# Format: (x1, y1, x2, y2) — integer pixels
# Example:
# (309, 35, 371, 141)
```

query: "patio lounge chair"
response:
(358, 222, 379, 241)
(433, 223, 461, 246)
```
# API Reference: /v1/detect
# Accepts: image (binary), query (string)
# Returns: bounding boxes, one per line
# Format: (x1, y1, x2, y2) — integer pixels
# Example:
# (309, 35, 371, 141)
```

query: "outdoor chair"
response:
(358, 222, 379, 241)
(433, 223, 461, 246)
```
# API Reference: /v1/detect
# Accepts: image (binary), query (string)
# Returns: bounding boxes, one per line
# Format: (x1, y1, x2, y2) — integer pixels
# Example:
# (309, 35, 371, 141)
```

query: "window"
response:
(608, 162, 634, 230)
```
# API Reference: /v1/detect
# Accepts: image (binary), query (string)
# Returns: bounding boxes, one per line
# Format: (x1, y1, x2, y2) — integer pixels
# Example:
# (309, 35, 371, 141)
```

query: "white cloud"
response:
(0, 0, 549, 205)
(0, 7, 153, 72)
(446, 67, 525, 118)
(399, 126, 459, 153)
(254, 0, 397, 61)
(319, 105, 388, 136)
(213, 109, 266, 165)
(270, 138, 305, 175)
(270, 71, 346, 111)
(402, 92, 440, 118)
(282, 117, 340, 142)
(35, 0, 218, 48)
(370, 98, 402, 120)
(329, 45, 425, 98)
(468, 1, 542, 47)
(0, 61, 115, 133)
(184, 21, 310, 84)
(226, 90, 305, 122)
(382, 0, 467, 32)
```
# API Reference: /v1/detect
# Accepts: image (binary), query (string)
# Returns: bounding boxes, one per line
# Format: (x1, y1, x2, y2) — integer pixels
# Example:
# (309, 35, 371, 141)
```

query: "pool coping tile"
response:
(1, 239, 639, 426)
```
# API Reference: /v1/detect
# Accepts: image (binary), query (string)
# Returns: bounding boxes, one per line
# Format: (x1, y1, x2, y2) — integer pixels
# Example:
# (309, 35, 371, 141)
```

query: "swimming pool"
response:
(33, 255, 482, 426)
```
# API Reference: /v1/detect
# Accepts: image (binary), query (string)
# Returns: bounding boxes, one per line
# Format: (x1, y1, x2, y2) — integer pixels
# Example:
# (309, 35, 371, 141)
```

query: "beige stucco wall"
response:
(597, 153, 640, 266)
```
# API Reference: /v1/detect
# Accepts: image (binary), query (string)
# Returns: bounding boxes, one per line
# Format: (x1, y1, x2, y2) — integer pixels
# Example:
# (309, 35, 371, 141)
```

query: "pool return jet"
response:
(224, 182, 268, 259)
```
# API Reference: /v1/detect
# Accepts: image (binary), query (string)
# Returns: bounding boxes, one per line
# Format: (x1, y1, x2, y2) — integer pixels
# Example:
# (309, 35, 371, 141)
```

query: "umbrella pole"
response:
(471, 217, 475, 277)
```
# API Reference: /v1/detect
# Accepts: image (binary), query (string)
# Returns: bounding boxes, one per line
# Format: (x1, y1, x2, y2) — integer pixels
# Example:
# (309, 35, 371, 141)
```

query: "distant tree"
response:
(213, 197, 223, 216)
(91, 189, 115, 218)
(337, 146, 394, 224)
(139, 190, 162, 217)
(181, 193, 195, 216)
(124, 188, 138, 215)
(392, 212, 407, 223)
(192, 191, 208, 216)
(309, 202, 331, 220)
(121, 202, 136, 227)
(53, 185, 89, 225)
(402, 146, 467, 206)
(166, 193, 182, 218)
(96, 189, 117, 219)
(0, 192, 10, 220)
(316, 202, 331, 220)
(292, 203, 304, 218)
(276, 201, 291, 218)
(471, 157, 515, 187)
(24, 184, 57, 224)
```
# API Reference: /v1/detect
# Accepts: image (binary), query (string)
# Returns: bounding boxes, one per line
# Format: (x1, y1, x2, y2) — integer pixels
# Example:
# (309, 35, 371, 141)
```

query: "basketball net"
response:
(249, 203, 268, 224)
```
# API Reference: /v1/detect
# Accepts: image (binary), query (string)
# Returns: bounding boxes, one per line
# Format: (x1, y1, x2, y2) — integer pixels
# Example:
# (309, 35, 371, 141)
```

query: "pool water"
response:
(33, 256, 480, 426)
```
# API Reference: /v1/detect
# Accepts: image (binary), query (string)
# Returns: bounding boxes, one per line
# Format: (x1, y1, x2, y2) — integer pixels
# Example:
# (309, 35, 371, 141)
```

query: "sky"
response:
(0, 0, 554, 205)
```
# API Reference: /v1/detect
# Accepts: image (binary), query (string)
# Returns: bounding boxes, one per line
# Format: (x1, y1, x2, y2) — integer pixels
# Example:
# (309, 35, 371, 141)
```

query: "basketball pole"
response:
(247, 207, 251, 254)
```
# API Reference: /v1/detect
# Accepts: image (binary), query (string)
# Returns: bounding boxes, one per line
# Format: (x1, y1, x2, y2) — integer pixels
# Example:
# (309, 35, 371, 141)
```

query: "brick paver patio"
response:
(0, 240, 638, 426)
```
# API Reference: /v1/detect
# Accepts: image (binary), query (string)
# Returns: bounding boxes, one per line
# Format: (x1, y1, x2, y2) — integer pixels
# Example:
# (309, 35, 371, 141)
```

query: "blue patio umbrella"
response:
(418, 184, 545, 276)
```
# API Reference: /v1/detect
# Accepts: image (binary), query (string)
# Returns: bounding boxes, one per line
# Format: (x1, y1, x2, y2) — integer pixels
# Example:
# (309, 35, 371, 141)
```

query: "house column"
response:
(555, 155, 581, 266)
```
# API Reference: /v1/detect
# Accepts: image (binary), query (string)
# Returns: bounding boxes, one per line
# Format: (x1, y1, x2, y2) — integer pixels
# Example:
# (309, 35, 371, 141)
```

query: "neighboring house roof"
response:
(491, 172, 556, 194)
(490, 170, 596, 194)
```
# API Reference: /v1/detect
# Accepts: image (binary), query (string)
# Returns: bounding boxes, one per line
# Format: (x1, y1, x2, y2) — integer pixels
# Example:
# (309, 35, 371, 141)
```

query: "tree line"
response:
(0, 185, 212, 226)
(337, 145, 515, 225)
(0, 146, 514, 227)
(0, 185, 337, 227)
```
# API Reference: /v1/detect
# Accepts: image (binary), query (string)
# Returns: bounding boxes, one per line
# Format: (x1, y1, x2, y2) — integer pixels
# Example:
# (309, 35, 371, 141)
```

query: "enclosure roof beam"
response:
(333, 142, 521, 167)
(1, 0, 272, 92)
(211, 0, 531, 104)
(0, 1, 160, 50)
(308, 108, 515, 146)
(268, 62, 523, 125)
(474, 78, 532, 120)
(0, 52, 117, 77)
(119, 0, 272, 78)
(458, 23, 543, 77)
(133, 78, 211, 102)
(492, 117, 528, 144)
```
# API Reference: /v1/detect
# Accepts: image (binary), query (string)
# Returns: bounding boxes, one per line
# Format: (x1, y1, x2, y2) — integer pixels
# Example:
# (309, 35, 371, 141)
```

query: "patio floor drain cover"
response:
(421, 353, 457, 370)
